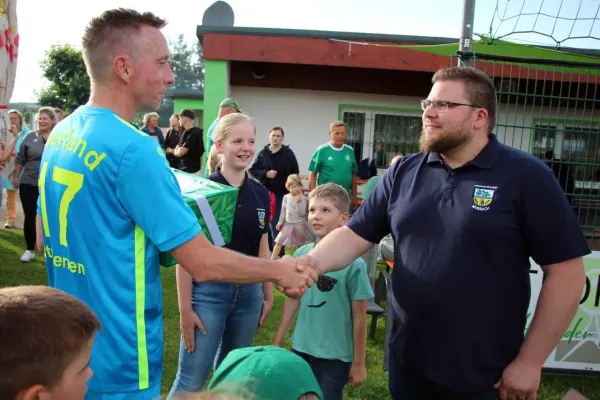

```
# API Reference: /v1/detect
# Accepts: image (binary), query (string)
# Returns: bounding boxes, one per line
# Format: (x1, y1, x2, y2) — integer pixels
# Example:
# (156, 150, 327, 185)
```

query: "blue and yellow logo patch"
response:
(472, 185, 496, 211)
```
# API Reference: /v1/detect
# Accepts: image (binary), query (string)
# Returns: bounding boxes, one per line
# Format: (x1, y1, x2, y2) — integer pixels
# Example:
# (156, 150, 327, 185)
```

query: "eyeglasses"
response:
(420, 100, 481, 113)
(316, 276, 338, 292)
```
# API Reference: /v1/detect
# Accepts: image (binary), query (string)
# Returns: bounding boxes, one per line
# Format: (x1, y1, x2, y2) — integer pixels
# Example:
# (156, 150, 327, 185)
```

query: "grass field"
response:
(1, 228, 599, 399)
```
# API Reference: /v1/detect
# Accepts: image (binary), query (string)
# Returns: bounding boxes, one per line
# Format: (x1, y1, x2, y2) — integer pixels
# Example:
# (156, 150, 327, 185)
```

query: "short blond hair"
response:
(308, 183, 350, 212)
(36, 107, 58, 129)
(8, 109, 24, 127)
(82, 9, 167, 83)
(329, 120, 347, 131)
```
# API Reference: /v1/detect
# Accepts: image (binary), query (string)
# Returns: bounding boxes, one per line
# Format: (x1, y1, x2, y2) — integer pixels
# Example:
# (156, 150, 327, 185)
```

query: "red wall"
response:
(203, 33, 452, 73)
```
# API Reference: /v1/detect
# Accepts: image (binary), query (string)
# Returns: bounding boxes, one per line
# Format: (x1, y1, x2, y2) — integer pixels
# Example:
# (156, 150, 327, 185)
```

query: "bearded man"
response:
(295, 66, 589, 400)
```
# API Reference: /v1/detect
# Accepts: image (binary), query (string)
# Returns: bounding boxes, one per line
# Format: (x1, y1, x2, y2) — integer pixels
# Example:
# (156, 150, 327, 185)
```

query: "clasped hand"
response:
(275, 255, 318, 298)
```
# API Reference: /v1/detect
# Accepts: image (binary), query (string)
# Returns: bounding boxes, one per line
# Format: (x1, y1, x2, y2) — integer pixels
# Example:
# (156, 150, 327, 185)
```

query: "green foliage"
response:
(155, 34, 205, 126)
(37, 44, 90, 113)
(34, 34, 204, 126)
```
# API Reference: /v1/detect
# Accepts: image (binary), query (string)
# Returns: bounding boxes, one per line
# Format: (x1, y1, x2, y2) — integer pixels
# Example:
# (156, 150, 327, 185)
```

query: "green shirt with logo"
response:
(308, 143, 358, 194)
(291, 243, 374, 363)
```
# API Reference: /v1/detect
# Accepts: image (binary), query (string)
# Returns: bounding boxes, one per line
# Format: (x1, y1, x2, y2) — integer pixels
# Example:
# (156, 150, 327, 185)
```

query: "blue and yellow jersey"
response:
(37, 106, 201, 393)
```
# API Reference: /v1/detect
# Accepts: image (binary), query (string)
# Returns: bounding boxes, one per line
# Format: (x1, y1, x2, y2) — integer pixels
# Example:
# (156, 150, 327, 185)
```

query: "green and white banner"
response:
(528, 253, 600, 372)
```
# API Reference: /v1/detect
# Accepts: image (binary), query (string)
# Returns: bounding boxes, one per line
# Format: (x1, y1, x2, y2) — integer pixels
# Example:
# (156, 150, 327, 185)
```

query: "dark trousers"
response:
(19, 184, 39, 251)
(388, 351, 499, 400)
(293, 349, 351, 400)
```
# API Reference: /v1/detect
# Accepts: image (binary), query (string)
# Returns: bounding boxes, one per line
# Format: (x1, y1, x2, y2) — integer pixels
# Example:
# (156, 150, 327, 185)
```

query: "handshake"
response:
(274, 255, 320, 298)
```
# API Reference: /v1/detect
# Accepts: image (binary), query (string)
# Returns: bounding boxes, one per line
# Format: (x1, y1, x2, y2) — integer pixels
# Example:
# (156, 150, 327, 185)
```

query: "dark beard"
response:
(419, 125, 470, 153)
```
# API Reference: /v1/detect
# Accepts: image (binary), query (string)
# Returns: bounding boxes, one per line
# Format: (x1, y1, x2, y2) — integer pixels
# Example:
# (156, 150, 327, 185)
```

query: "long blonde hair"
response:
(207, 113, 254, 175)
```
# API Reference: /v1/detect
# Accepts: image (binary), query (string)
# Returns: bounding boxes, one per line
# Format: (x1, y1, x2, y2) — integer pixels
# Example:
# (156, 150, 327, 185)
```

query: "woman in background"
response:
(250, 126, 300, 240)
(2, 110, 30, 228)
(140, 112, 165, 147)
(12, 107, 56, 262)
(164, 114, 182, 169)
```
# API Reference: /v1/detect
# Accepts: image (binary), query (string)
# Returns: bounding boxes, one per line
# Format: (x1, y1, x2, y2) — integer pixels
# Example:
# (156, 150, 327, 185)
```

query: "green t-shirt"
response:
(359, 175, 381, 200)
(308, 143, 358, 194)
(291, 243, 374, 363)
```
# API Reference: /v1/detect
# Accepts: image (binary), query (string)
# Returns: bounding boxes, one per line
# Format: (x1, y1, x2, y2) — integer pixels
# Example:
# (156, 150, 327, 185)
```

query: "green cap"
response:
(219, 97, 242, 113)
(207, 346, 323, 400)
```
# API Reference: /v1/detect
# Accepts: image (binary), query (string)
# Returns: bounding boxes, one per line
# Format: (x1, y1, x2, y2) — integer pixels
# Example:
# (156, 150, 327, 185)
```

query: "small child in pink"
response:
(271, 174, 315, 260)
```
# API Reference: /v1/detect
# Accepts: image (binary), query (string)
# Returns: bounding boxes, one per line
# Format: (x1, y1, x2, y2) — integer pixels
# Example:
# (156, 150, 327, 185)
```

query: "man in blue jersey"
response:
(35, 9, 317, 400)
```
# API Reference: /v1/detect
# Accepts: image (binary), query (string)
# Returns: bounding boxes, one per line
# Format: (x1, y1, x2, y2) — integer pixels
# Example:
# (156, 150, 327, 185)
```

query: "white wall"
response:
(230, 86, 423, 174)
(231, 86, 600, 174)
(495, 106, 600, 153)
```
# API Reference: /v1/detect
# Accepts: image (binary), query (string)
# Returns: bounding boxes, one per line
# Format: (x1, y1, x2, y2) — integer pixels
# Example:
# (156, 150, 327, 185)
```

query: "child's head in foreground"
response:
(205, 345, 323, 400)
(0, 285, 100, 400)
(307, 183, 350, 240)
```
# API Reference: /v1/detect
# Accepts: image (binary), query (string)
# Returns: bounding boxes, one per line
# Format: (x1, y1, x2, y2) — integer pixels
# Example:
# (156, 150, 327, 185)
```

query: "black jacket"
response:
(250, 145, 300, 192)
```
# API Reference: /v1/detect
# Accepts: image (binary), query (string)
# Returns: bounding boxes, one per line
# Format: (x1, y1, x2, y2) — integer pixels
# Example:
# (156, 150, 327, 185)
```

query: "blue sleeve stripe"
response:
(134, 226, 150, 390)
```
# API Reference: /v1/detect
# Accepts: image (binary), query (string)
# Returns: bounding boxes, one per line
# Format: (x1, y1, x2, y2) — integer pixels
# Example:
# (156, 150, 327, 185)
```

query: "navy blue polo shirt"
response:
(348, 134, 590, 392)
(210, 170, 270, 257)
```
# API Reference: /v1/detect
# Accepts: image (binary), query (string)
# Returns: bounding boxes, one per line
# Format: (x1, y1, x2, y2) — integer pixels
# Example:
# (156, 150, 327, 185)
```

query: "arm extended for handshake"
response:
(172, 233, 318, 296)
(35, 218, 318, 296)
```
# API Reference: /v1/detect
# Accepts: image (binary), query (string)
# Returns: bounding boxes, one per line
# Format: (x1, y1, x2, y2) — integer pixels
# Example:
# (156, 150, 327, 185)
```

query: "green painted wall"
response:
(201, 60, 229, 169)
(173, 98, 204, 114)
(203, 60, 229, 134)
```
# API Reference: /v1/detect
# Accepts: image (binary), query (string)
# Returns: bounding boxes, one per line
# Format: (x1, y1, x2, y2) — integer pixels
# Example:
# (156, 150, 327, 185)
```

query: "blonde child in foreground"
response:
(0, 286, 100, 400)
(271, 174, 315, 260)
(274, 183, 374, 400)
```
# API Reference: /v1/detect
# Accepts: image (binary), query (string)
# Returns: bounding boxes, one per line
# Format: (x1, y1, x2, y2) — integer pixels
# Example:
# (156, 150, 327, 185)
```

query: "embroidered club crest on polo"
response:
(472, 185, 496, 211)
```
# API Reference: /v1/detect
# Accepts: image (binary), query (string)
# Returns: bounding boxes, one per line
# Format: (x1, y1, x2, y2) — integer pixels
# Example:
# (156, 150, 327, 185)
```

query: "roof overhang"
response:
(197, 26, 455, 73)
(196, 26, 600, 81)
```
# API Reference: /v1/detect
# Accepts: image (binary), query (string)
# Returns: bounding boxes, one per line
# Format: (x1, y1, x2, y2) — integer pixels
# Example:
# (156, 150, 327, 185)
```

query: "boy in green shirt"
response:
(274, 183, 373, 400)
(308, 121, 359, 209)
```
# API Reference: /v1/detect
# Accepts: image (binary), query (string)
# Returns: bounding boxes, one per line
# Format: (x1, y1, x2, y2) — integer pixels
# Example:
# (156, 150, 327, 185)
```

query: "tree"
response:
(37, 45, 90, 113)
(169, 34, 195, 91)
(154, 35, 205, 126)
(35, 36, 205, 126)
(193, 41, 205, 90)
(22, 110, 33, 128)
